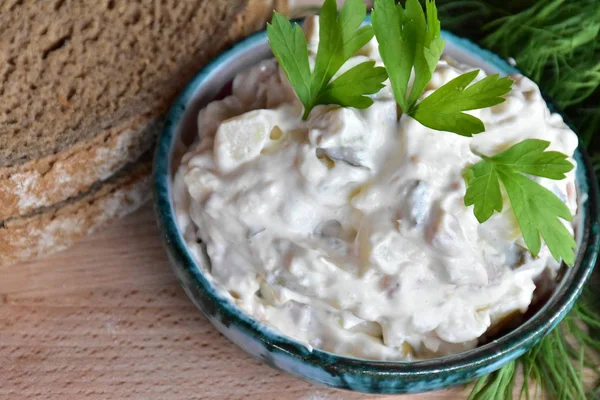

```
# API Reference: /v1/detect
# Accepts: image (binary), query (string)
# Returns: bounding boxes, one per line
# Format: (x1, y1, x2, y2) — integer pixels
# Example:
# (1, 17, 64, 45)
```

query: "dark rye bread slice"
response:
(0, 158, 151, 266)
(0, 0, 275, 220)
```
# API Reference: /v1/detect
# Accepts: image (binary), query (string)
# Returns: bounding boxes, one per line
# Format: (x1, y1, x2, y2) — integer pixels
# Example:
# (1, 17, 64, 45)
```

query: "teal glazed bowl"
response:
(153, 20, 600, 394)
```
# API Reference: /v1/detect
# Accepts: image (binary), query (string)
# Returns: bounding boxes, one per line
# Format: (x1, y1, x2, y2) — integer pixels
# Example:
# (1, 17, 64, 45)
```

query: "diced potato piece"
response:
(214, 110, 280, 173)
(357, 214, 406, 275)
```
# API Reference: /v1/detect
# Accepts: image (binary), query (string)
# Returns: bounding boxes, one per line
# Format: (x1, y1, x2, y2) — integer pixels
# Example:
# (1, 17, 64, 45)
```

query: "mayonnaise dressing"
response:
(174, 16, 579, 360)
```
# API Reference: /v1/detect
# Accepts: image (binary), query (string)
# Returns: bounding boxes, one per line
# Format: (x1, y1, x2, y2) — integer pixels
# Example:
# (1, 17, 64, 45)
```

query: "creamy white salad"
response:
(174, 16, 579, 360)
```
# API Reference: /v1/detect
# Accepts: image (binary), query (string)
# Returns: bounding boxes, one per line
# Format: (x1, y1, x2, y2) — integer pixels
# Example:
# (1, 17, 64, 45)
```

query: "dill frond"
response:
(434, 0, 600, 145)
(482, 0, 600, 110)
(468, 360, 517, 400)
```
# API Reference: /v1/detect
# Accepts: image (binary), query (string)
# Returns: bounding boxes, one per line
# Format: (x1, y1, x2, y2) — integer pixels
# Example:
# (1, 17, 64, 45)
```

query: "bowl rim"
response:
(153, 22, 600, 378)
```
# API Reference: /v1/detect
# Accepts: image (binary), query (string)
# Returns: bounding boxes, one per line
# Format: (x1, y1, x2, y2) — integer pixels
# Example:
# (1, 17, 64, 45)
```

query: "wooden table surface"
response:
(0, 205, 479, 400)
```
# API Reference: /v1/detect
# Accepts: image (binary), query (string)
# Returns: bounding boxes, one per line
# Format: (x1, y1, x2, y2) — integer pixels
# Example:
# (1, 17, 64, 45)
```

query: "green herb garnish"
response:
(371, 0, 575, 263)
(371, 0, 445, 113)
(266, 0, 387, 120)
(371, 0, 514, 136)
(409, 69, 514, 136)
(268, 0, 577, 264)
(463, 139, 576, 264)
(436, 0, 600, 146)
(468, 359, 517, 400)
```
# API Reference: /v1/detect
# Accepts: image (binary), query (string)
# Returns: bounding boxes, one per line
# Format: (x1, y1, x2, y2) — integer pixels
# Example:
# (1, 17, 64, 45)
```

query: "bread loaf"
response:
(0, 0, 278, 264)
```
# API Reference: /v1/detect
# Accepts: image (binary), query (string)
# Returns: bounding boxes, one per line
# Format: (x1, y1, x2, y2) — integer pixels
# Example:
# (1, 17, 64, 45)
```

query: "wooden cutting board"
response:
(0, 205, 491, 399)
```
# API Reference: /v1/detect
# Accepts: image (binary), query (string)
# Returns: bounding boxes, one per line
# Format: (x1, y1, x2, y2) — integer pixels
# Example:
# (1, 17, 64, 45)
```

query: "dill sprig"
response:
(468, 360, 517, 400)
(481, 0, 600, 146)
(435, 0, 600, 144)
(482, 0, 600, 108)
(469, 286, 600, 400)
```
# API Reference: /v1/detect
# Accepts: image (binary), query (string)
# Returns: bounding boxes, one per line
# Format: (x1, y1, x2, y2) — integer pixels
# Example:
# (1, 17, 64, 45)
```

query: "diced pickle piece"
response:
(401, 180, 431, 226)
(316, 147, 364, 168)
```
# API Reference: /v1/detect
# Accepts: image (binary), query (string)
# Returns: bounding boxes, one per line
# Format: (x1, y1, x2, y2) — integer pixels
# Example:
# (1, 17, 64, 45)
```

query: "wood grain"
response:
(0, 205, 474, 400)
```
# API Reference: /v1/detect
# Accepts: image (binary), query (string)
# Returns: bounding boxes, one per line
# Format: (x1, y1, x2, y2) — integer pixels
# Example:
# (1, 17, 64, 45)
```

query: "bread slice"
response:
(0, 157, 151, 266)
(0, 0, 274, 220)
(0, 115, 158, 221)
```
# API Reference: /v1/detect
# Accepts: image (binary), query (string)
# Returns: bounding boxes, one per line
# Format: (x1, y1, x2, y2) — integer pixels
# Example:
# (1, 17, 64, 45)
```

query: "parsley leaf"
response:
(267, 12, 312, 109)
(372, 0, 444, 112)
(499, 169, 576, 265)
(464, 139, 576, 264)
(462, 159, 503, 223)
(311, 0, 373, 93)
(409, 70, 514, 136)
(267, 0, 387, 120)
(480, 138, 575, 179)
(406, 0, 445, 109)
(316, 61, 388, 109)
(371, 0, 412, 112)
(372, 0, 513, 136)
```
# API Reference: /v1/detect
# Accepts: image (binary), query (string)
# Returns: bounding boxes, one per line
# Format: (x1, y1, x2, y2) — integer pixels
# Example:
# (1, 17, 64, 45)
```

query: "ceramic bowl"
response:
(153, 21, 600, 394)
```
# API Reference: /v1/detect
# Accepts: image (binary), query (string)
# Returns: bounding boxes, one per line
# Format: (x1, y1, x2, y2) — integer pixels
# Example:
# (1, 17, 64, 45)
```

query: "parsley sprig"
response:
(371, 0, 445, 113)
(267, 0, 387, 120)
(372, 0, 514, 137)
(464, 139, 576, 264)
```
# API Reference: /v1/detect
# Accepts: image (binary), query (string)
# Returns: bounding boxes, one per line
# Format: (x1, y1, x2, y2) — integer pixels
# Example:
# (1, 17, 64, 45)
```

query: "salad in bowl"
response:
(155, 0, 599, 393)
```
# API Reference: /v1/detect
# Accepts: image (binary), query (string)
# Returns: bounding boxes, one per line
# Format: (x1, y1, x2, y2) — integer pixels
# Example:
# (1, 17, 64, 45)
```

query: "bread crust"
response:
(0, 160, 151, 266)
(0, 115, 158, 221)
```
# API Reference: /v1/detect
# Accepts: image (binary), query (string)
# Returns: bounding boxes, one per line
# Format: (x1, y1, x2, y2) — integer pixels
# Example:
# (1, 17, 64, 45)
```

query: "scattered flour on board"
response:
(299, 392, 345, 400)
(104, 316, 119, 338)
